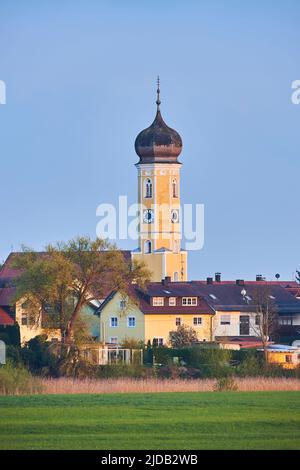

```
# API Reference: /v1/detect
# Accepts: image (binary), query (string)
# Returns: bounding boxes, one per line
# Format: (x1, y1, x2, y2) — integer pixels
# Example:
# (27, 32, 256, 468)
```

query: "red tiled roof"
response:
(98, 285, 215, 315)
(216, 336, 273, 349)
(0, 287, 16, 306)
(0, 253, 25, 281)
(198, 280, 299, 287)
(0, 307, 14, 326)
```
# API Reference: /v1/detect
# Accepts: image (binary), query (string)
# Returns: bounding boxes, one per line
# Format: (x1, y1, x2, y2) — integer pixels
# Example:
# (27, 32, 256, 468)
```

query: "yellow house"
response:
(98, 280, 214, 346)
(264, 345, 300, 369)
(15, 299, 61, 345)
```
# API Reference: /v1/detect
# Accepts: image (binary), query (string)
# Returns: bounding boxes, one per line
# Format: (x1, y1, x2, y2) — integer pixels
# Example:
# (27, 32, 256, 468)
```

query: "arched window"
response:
(144, 240, 152, 254)
(172, 179, 178, 198)
(144, 178, 152, 198)
(173, 240, 179, 253)
(174, 272, 179, 282)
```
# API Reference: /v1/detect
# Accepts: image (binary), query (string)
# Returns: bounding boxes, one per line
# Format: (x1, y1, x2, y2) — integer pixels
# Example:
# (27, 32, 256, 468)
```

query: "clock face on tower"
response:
(143, 209, 154, 224)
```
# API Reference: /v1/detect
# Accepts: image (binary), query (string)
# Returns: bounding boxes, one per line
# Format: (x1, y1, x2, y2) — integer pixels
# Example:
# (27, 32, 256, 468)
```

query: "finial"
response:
(156, 75, 161, 110)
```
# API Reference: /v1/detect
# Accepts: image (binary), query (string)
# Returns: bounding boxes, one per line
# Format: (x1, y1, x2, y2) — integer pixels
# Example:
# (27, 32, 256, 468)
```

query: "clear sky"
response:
(0, 0, 299, 281)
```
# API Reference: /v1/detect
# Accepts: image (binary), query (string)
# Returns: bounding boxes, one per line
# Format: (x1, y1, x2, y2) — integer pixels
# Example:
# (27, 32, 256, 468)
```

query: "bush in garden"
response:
(0, 362, 43, 395)
(213, 376, 238, 392)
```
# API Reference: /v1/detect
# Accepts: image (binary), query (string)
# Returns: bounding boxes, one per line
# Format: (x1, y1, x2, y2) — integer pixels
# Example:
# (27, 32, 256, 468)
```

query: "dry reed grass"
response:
(40, 377, 300, 394)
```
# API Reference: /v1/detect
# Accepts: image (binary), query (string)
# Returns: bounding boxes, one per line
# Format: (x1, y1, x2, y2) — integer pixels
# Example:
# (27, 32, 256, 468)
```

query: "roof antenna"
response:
(156, 75, 161, 110)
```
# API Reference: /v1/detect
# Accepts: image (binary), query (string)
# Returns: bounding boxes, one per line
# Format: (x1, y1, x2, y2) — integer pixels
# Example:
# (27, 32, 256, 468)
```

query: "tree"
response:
(169, 324, 198, 348)
(13, 236, 151, 344)
(250, 286, 279, 361)
(296, 271, 300, 283)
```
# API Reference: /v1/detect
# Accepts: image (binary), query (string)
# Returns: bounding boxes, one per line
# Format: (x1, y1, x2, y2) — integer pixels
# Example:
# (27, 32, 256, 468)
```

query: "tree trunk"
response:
(64, 298, 83, 344)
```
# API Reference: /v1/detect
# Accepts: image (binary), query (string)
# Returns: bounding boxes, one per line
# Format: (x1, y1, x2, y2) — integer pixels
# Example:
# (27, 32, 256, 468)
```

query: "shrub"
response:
(0, 362, 43, 395)
(21, 335, 59, 377)
(0, 323, 21, 347)
(169, 325, 198, 348)
(236, 352, 263, 377)
(97, 364, 153, 379)
(214, 376, 238, 392)
(6, 345, 23, 367)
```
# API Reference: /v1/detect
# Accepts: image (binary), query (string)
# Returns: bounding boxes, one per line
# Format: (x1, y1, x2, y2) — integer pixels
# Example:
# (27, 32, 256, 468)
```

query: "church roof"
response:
(134, 78, 183, 164)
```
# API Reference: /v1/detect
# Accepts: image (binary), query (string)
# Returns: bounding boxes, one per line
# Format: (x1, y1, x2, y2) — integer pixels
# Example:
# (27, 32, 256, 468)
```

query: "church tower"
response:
(132, 79, 188, 282)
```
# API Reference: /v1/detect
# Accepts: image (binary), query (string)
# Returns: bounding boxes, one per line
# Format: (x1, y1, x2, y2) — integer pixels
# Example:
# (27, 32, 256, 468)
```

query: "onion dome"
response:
(135, 78, 183, 164)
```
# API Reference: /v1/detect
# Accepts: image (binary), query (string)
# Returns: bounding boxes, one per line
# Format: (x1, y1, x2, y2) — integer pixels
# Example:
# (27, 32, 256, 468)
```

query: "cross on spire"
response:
(156, 75, 161, 110)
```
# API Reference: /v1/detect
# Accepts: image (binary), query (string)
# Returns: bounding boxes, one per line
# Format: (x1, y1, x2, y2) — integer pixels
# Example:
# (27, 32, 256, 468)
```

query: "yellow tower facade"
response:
(132, 80, 187, 282)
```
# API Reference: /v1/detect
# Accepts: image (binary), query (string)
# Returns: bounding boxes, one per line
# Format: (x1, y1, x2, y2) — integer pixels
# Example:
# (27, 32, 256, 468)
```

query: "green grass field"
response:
(0, 392, 300, 450)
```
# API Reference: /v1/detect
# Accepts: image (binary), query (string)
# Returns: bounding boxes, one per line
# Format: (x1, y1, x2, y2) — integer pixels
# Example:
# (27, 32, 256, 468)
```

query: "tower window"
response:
(172, 179, 178, 198)
(144, 178, 153, 198)
(174, 272, 179, 282)
(144, 240, 152, 254)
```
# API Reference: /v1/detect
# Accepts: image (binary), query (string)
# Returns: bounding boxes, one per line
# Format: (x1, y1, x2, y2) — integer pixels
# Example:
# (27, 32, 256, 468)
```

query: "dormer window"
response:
(169, 297, 176, 306)
(182, 297, 197, 306)
(153, 297, 164, 306)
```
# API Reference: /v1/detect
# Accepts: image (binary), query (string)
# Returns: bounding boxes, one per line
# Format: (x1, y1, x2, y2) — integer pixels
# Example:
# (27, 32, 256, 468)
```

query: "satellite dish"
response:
(241, 288, 247, 297)
(275, 273, 280, 280)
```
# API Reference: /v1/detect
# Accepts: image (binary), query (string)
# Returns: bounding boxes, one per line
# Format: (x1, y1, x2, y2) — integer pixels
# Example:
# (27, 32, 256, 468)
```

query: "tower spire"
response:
(156, 75, 161, 110)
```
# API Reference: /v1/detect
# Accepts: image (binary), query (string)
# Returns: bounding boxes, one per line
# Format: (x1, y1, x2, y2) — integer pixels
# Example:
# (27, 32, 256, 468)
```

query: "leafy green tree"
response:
(13, 236, 150, 344)
(169, 324, 198, 348)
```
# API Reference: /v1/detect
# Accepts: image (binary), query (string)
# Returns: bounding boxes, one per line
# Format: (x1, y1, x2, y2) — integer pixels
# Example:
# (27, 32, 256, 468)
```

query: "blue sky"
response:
(0, 0, 299, 281)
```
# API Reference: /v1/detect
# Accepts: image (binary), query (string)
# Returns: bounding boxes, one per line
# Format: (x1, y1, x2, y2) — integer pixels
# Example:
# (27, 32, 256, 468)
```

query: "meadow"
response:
(0, 391, 300, 450)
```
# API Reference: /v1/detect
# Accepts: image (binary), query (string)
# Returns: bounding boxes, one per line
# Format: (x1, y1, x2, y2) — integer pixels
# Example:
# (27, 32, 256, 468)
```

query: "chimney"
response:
(207, 277, 213, 285)
(215, 272, 221, 283)
(256, 274, 263, 282)
(162, 276, 171, 285)
(236, 279, 245, 286)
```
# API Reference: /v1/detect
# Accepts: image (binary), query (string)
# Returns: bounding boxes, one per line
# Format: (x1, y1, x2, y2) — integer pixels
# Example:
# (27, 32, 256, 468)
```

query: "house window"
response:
(279, 317, 293, 325)
(153, 297, 164, 306)
(21, 300, 30, 309)
(239, 315, 250, 335)
(144, 178, 153, 198)
(110, 317, 118, 327)
(120, 300, 126, 310)
(21, 312, 34, 326)
(193, 317, 202, 326)
(127, 316, 136, 328)
(255, 314, 261, 325)
(182, 297, 197, 306)
(144, 240, 152, 254)
(285, 355, 292, 363)
(172, 178, 178, 198)
(176, 317, 181, 326)
(153, 337, 164, 347)
(169, 297, 176, 306)
(110, 337, 118, 344)
(220, 315, 231, 325)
